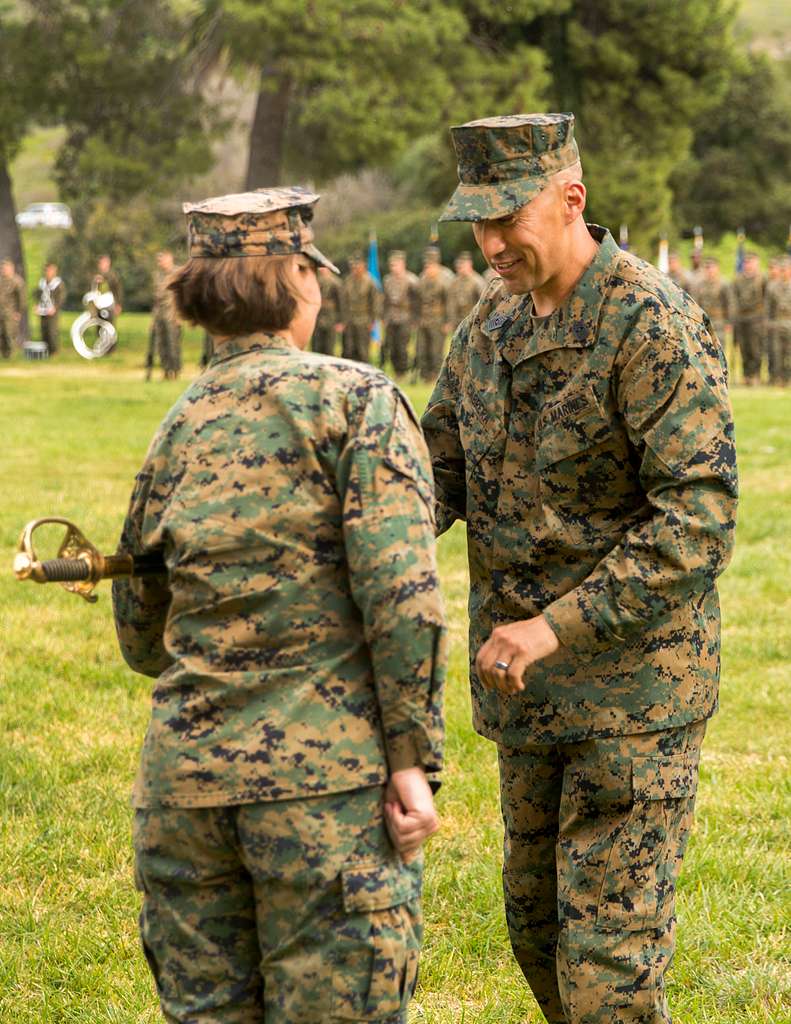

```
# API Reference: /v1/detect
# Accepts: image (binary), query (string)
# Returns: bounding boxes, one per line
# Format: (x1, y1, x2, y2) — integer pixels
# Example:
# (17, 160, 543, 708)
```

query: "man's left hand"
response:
(475, 615, 560, 695)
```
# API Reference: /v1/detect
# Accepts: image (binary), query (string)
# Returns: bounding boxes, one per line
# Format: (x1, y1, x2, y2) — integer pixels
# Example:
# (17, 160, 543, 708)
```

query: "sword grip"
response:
(40, 557, 91, 582)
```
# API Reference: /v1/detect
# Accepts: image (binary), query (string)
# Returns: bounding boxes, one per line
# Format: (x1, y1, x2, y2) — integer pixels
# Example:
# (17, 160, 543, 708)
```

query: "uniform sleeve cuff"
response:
(385, 732, 443, 780)
(543, 587, 625, 663)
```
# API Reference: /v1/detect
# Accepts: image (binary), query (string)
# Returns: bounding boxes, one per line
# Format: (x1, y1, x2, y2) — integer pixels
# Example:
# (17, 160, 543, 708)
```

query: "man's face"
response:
(423, 260, 439, 279)
(455, 258, 473, 277)
(704, 262, 720, 283)
(1, 262, 13, 278)
(98, 256, 111, 274)
(744, 256, 760, 277)
(156, 252, 173, 272)
(351, 261, 364, 278)
(471, 186, 565, 295)
(389, 256, 406, 276)
(45, 265, 57, 280)
(668, 254, 683, 275)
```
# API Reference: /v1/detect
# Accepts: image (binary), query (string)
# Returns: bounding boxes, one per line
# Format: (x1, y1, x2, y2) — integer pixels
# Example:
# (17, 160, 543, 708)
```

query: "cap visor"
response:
(303, 242, 340, 275)
(439, 180, 546, 222)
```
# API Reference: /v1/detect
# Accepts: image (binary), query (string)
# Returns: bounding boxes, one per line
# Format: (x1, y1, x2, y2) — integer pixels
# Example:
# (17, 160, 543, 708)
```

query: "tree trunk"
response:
(0, 155, 29, 342)
(245, 67, 292, 190)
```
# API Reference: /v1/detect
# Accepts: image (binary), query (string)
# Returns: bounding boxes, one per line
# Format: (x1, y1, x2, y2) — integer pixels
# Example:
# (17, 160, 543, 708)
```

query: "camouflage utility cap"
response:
(183, 187, 339, 272)
(441, 112, 579, 222)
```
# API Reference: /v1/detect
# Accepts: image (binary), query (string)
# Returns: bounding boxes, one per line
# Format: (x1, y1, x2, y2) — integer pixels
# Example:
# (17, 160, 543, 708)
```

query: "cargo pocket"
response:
(596, 753, 699, 931)
(332, 860, 422, 1021)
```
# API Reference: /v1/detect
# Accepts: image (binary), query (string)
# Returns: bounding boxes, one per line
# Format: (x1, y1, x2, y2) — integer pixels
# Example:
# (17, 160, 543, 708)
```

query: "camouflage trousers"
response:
(733, 318, 764, 381)
(498, 720, 706, 1024)
(312, 324, 337, 356)
(768, 323, 791, 385)
(343, 323, 371, 363)
(383, 322, 411, 375)
(0, 310, 17, 356)
(148, 317, 182, 375)
(416, 324, 445, 382)
(40, 314, 59, 354)
(133, 785, 422, 1023)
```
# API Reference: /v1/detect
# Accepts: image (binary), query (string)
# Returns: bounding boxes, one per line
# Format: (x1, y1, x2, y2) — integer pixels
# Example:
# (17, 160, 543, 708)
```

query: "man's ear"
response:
(564, 181, 587, 223)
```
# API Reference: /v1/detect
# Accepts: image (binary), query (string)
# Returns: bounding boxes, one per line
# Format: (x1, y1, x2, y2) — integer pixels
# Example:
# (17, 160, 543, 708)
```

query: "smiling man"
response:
(421, 114, 738, 1024)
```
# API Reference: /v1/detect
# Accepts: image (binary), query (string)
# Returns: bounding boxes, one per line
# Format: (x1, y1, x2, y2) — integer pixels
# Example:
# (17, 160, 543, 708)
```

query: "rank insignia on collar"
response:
(484, 310, 512, 332)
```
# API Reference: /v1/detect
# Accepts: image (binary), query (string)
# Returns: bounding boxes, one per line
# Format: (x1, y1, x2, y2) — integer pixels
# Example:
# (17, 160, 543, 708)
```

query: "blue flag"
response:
(735, 228, 745, 274)
(368, 230, 382, 343)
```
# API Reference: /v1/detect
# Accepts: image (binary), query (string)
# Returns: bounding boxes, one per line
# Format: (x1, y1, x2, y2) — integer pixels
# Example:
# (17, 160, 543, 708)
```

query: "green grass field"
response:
(0, 320, 789, 1023)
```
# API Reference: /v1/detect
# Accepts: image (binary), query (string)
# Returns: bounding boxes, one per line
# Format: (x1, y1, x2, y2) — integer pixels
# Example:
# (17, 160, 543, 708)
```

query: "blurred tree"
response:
(534, 0, 738, 252)
(384, 0, 738, 252)
(0, 5, 47, 323)
(25, 0, 218, 308)
(27, 0, 216, 207)
(199, 0, 557, 190)
(671, 52, 791, 246)
(197, 0, 467, 188)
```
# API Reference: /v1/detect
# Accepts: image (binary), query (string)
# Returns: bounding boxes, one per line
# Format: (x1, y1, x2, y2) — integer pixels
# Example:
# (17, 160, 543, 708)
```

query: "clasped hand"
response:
(384, 767, 439, 863)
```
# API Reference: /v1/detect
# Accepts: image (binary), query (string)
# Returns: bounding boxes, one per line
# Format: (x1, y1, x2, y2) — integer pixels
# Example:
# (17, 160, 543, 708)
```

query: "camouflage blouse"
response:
(422, 227, 738, 746)
(113, 333, 446, 807)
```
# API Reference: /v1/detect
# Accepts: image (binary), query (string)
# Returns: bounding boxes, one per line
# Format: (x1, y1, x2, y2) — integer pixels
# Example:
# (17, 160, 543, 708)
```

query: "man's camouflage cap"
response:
(183, 187, 339, 273)
(440, 112, 579, 222)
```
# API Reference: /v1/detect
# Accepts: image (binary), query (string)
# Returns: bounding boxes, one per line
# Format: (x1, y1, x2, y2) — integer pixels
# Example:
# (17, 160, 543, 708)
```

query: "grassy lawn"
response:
(0, 322, 788, 1022)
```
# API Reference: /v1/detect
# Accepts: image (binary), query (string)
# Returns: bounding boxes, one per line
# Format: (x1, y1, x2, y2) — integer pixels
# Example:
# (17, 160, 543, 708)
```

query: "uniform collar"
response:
(484, 224, 620, 366)
(208, 331, 294, 367)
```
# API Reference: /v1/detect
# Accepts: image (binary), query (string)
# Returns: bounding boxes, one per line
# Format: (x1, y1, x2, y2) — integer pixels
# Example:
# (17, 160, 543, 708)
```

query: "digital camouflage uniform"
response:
(447, 267, 485, 331)
(342, 269, 381, 364)
(382, 260, 419, 375)
(313, 270, 343, 356)
(147, 267, 182, 378)
(112, 188, 446, 1024)
(692, 277, 732, 342)
(766, 274, 791, 385)
(416, 271, 449, 382)
(731, 270, 766, 382)
(0, 268, 25, 356)
(423, 114, 738, 1024)
(97, 267, 123, 319)
(34, 273, 65, 354)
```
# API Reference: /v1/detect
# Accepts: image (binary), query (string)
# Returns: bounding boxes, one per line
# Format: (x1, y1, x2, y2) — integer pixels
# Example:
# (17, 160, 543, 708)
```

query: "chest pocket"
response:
(457, 380, 506, 470)
(535, 390, 632, 545)
(535, 389, 612, 468)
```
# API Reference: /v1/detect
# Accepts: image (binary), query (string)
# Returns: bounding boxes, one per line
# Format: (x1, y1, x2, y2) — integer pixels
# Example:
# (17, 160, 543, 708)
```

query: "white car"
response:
(15, 202, 73, 229)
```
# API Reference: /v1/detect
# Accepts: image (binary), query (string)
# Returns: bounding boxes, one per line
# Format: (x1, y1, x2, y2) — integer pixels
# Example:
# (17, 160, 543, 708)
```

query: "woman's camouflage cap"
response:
(440, 112, 579, 222)
(183, 187, 339, 273)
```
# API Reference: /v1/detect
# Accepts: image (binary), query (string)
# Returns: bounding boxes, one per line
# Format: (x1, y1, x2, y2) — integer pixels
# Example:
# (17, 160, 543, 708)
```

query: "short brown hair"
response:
(168, 254, 304, 336)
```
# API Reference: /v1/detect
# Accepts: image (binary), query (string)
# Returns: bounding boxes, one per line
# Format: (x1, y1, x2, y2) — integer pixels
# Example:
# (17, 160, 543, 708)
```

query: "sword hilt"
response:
(13, 517, 164, 602)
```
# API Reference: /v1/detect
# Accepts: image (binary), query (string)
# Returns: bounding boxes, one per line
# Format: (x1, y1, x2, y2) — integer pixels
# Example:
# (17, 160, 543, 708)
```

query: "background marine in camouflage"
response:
(145, 249, 182, 380)
(341, 252, 381, 364)
(382, 250, 419, 376)
(113, 187, 446, 1023)
(0, 258, 25, 356)
(423, 112, 738, 1024)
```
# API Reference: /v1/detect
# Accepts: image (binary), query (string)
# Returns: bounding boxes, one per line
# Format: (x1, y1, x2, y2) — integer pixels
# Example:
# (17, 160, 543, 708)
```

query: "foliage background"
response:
(5, 0, 791, 307)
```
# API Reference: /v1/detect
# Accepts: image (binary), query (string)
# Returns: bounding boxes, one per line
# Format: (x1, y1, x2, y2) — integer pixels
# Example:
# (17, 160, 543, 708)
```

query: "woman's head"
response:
(170, 187, 337, 345)
(168, 252, 321, 344)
